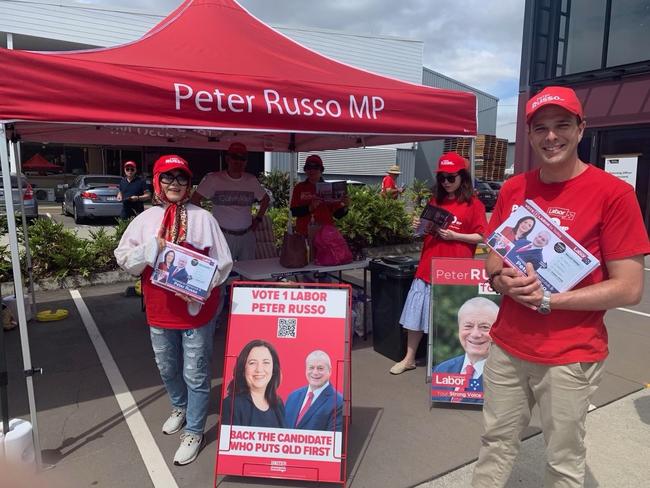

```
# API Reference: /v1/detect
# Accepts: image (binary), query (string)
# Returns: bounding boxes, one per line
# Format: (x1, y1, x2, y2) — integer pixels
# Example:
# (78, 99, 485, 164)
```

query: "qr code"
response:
(277, 318, 297, 338)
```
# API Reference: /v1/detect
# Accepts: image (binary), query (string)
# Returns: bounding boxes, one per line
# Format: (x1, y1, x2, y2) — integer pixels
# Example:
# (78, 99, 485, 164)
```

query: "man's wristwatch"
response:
(538, 290, 552, 314)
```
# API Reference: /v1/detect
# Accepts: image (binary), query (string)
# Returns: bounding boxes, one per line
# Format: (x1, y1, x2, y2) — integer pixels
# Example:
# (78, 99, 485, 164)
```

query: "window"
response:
(564, 0, 607, 75)
(607, 0, 650, 67)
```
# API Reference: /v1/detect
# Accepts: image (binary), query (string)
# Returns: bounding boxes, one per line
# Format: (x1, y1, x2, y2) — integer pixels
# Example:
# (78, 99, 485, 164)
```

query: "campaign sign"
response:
(151, 241, 218, 302)
(428, 258, 501, 405)
(215, 282, 351, 484)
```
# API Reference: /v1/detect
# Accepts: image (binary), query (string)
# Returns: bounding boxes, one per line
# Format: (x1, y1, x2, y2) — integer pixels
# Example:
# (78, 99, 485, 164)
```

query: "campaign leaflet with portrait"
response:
(150, 241, 218, 303)
(486, 199, 599, 293)
(415, 204, 454, 237)
(316, 181, 347, 203)
(429, 258, 501, 406)
(215, 283, 351, 485)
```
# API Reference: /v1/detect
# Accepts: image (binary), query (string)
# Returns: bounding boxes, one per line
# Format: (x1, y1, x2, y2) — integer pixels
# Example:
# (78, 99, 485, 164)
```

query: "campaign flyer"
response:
(215, 283, 351, 484)
(316, 181, 347, 202)
(429, 258, 501, 405)
(150, 241, 218, 302)
(486, 199, 599, 292)
(415, 204, 454, 237)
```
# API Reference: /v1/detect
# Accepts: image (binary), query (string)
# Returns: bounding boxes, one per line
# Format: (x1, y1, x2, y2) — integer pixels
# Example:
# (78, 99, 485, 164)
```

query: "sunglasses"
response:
(159, 173, 190, 186)
(304, 165, 323, 171)
(228, 153, 247, 161)
(437, 173, 459, 183)
(124, 168, 135, 172)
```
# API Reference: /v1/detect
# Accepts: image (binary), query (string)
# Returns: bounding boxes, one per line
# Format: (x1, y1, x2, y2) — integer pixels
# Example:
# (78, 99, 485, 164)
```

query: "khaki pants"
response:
(472, 344, 604, 488)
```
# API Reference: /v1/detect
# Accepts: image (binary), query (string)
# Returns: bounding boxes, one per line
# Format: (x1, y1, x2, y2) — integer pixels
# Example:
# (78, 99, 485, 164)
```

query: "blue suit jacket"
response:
(167, 265, 189, 284)
(284, 384, 343, 431)
(432, 354, 484, 404)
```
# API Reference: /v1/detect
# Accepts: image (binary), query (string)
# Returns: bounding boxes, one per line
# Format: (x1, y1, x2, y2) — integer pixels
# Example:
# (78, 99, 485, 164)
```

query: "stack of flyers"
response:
(151, 241, 218, 302)
(486, 200, 599, 293)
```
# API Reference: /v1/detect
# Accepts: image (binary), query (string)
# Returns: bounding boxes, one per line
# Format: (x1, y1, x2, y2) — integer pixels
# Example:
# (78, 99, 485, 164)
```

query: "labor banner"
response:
(215, 282, 351, 484)
(428, 258, 501, 405)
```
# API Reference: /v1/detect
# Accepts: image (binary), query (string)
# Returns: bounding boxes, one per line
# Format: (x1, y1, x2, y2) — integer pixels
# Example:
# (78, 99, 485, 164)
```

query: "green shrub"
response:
(259, 170, 290, 208)
(405, 178, 433, 213)
(266, 207, 292, 248)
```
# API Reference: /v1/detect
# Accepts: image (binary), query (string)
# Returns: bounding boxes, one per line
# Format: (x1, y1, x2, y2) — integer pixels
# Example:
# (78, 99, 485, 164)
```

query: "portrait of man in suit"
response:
(168, 257, 190, 284)
(284, 350, 344, 431)
(433, 297, 500, 403)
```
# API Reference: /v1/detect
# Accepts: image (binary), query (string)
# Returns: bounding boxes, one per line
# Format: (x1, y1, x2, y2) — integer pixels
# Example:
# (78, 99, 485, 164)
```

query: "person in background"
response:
(390, 152, 487, 375)
(381, 165, 404, 199)
(114, 155, 233, 466)
(117, 160, 150, 219)
(290, 154, 348, 237)
(191, 142, 269, 261)
(473, 86, 649, 487)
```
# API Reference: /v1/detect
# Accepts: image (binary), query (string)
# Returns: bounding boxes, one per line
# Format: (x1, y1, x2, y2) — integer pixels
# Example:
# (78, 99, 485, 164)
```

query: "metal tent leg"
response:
(0, 124, 43, 468)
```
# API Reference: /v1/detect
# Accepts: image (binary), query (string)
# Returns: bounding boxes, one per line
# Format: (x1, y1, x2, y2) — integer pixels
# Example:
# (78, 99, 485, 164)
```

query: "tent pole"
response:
(11, 140, 37, 318)
(0, 124, 43, 468)
(470, 137, 476, 181)
(287, 134, 297, 234)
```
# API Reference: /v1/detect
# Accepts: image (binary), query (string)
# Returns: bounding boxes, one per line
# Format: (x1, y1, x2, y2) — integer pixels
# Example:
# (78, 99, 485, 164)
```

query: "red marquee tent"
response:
(22, 154, 64, 174)
(0, 0, 476, 151)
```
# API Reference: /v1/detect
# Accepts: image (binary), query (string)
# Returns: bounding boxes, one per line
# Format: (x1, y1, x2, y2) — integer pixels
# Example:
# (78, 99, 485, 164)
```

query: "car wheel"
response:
(73, 205, 84, 224)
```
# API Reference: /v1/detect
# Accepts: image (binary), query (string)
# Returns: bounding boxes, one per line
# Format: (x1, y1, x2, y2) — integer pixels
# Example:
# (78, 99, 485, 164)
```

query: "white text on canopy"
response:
(173, 83, 385, 120)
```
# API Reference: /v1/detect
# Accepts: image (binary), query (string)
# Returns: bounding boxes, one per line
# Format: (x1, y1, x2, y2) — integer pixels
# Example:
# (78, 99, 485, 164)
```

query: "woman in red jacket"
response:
(390, 152, 487, 375)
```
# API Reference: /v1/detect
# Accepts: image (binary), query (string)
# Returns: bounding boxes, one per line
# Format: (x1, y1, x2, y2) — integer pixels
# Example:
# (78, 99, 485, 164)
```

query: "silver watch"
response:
(538, 290, 552, 315)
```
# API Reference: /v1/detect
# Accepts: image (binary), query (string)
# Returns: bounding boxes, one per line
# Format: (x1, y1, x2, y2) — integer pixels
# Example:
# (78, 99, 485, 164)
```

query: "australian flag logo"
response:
(467, 379, 482, 392)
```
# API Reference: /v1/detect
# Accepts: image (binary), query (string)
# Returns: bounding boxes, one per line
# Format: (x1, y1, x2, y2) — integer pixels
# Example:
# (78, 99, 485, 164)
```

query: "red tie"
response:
(451, 364, 475, 403)
(295, 391, 314, 426)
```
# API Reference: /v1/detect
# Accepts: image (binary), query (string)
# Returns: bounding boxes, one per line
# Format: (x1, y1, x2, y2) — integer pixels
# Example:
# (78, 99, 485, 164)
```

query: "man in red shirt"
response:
(472, 86, 650, 487)
(381, 165, 403, 198)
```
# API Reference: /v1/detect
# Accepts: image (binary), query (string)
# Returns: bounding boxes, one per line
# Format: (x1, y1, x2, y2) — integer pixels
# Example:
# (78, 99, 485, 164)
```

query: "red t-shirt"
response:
(415, 196, 487, 282)
(381, 175, 398, 198)
(142, 242, 220, 329)
(488, 165, 650, 365)
(290, 180, 339, 236)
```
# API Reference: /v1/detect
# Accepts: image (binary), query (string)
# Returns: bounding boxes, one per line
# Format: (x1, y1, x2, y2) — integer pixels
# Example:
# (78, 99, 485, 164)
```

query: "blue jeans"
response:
(149, 322, 216, 435)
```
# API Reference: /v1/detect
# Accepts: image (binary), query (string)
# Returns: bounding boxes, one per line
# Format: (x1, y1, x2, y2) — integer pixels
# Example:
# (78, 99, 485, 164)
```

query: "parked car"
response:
(62, 175, 123, 224)
(0, 173, 39, 219)
(474, 180, 497, 212)
(483, 180, 503, 193)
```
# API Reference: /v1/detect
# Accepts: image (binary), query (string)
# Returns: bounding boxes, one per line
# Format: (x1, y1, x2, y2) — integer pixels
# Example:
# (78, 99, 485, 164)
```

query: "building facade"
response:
(518, 0, 650, 230)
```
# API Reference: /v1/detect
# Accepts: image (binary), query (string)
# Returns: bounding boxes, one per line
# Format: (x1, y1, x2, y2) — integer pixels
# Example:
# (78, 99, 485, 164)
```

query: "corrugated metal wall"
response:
(276, 27, 423, 84)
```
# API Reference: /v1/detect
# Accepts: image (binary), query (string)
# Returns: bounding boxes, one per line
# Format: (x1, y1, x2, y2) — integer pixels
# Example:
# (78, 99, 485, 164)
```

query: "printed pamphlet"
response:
(486, 200, 599, 292)
(151, 241, 218, 302)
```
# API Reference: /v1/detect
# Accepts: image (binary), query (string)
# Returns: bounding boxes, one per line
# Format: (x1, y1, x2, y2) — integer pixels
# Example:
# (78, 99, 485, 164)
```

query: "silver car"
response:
(62, 175, 123, 224)
(0, 173, 39, 219)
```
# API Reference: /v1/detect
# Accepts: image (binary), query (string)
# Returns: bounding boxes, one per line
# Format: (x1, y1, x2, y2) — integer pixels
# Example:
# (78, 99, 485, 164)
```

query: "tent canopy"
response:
(0, 0, 476, 152)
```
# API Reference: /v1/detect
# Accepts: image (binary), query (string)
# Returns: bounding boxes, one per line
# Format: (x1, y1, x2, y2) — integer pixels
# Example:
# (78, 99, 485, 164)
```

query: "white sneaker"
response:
(173, 432, 204, 466)
(162, 408, 186, 435)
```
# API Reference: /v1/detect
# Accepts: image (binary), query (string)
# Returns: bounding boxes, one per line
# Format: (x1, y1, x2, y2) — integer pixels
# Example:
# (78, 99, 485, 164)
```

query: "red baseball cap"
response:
(153, 155, 192, 177)
(123, 161, 136, 169)
(525, 86, 583, 123)
(227, 142, 248, 156)
(304, 154, 324, 169)
(436, 152, 467, 173)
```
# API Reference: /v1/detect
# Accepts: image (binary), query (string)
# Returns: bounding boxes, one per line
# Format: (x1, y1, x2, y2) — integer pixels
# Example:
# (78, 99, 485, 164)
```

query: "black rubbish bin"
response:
(370, 257, 427, 362)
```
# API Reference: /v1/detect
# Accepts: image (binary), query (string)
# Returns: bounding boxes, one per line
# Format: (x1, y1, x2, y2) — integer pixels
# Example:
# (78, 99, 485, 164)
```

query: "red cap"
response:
(436, 152, 467, 173)
(123, 161, 136, 169)
(153, 155, 192, 177)
(526, 86, 583, 123)
(304, 154, 324, 169)
(227, 142, 248, 156)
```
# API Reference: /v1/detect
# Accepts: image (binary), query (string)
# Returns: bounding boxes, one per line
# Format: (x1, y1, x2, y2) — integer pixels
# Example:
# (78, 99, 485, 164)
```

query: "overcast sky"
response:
(86, 0, 525, 141)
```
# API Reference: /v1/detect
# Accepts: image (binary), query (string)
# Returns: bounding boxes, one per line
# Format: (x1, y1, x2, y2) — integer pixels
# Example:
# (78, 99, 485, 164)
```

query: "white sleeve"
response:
(114, 223, 159, 276)
(196, 173, 215, 199)
(207, 216, 233, 289)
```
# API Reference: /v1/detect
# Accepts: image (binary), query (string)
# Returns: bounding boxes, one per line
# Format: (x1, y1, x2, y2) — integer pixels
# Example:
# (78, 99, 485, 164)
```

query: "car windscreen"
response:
(84, 177, 122, 187)
(6, 175, 28, 188)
